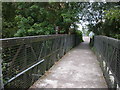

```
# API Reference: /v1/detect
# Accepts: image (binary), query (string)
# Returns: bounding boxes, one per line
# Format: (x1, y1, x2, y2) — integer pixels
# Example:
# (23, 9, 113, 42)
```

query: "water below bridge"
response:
(30, 37, 107, 88)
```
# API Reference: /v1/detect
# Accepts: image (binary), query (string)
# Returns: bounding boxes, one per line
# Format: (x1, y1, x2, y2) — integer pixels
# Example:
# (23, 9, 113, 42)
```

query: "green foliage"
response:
(86, 2, 120, 39)
(112, 34, 120, 39)
(86, 30, 90, 36)
(3, 2, 119, 39)
(2, 2, 17, 38)
(105, 8, 120, 21)
(14, 22, 55, 37)
(59, 29, 65, 34)
(101, 7, 120, 39)
(75, 30, 83, 42)
(2, 2, 81, 38)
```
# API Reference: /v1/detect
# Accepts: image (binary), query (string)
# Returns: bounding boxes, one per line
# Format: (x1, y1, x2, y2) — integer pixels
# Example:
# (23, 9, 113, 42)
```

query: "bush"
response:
(111, 34, 120, 40)
(75, 30, 83, 43)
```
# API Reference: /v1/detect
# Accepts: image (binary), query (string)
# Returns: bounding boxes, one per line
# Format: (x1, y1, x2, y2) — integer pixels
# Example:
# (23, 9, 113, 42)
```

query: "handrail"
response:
(93, 35, 120, 88)
(0, 34, 68, 48)
(95, 35, 120, 49)
(1, 34, 80, 89)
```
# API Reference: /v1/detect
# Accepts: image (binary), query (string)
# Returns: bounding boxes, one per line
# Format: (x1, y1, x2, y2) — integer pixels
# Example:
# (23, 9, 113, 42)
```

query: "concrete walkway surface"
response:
(30, 37, 107, 88)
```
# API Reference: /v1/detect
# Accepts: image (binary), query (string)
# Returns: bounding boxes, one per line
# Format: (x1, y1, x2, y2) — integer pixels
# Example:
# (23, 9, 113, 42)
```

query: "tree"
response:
(2, 2, 119, 39)
(83, 2, 120, 39)
(2, 2, 17, 38)
(2, 2, 82, 38)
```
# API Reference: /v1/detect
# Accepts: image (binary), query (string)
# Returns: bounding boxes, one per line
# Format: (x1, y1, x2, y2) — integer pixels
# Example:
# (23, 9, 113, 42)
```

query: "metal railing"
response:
(0, 34, 80, 89)
(93, 35, 120, 89)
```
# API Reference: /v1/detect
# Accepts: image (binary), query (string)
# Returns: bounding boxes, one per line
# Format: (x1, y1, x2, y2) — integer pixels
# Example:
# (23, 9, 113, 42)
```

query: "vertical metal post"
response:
(55, 26, 59, 34)
(0, 58, 4, 90)
(0, 1, 3, 89)
(23, 45, 27, 88)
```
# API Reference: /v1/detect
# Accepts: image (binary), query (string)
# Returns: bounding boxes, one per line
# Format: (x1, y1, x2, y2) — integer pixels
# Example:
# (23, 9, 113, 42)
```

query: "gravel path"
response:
(30, 37, 107, 88)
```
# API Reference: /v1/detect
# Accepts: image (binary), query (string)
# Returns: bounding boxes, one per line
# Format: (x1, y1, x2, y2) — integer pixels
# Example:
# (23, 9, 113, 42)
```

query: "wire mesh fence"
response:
(0, 34, 80, 89)
(93, 35, 120, 89)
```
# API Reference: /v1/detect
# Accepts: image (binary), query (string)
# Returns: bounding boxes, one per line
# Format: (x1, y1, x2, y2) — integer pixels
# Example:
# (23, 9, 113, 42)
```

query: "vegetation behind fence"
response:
(93, 35, 120, 89)
(0, 34, 81, 89)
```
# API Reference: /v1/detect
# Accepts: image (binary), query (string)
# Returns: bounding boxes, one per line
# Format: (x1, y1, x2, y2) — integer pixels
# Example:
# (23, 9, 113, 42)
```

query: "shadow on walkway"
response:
(30, 36, 107, 88)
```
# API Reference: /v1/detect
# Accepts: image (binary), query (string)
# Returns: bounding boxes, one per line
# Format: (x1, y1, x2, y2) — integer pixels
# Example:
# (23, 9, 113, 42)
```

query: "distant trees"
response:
(85, 2, 120, 39)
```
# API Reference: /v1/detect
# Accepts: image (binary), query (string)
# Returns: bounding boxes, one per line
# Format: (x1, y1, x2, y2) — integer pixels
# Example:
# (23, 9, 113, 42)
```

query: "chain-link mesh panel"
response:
(93, 36, 120, 88)
(1, 34, 80, 89)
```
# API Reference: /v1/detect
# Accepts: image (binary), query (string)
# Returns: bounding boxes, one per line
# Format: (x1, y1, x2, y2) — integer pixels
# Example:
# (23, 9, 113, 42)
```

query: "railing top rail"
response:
(94, 35, 120, 88)
(95, 35, 120, 49)
(1, 34, 71, 48)
(0, 34, 69, 40)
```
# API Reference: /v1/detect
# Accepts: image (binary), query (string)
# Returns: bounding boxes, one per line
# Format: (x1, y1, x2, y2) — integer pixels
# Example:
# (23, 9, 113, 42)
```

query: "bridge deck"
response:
(30, 37, 107, 88)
